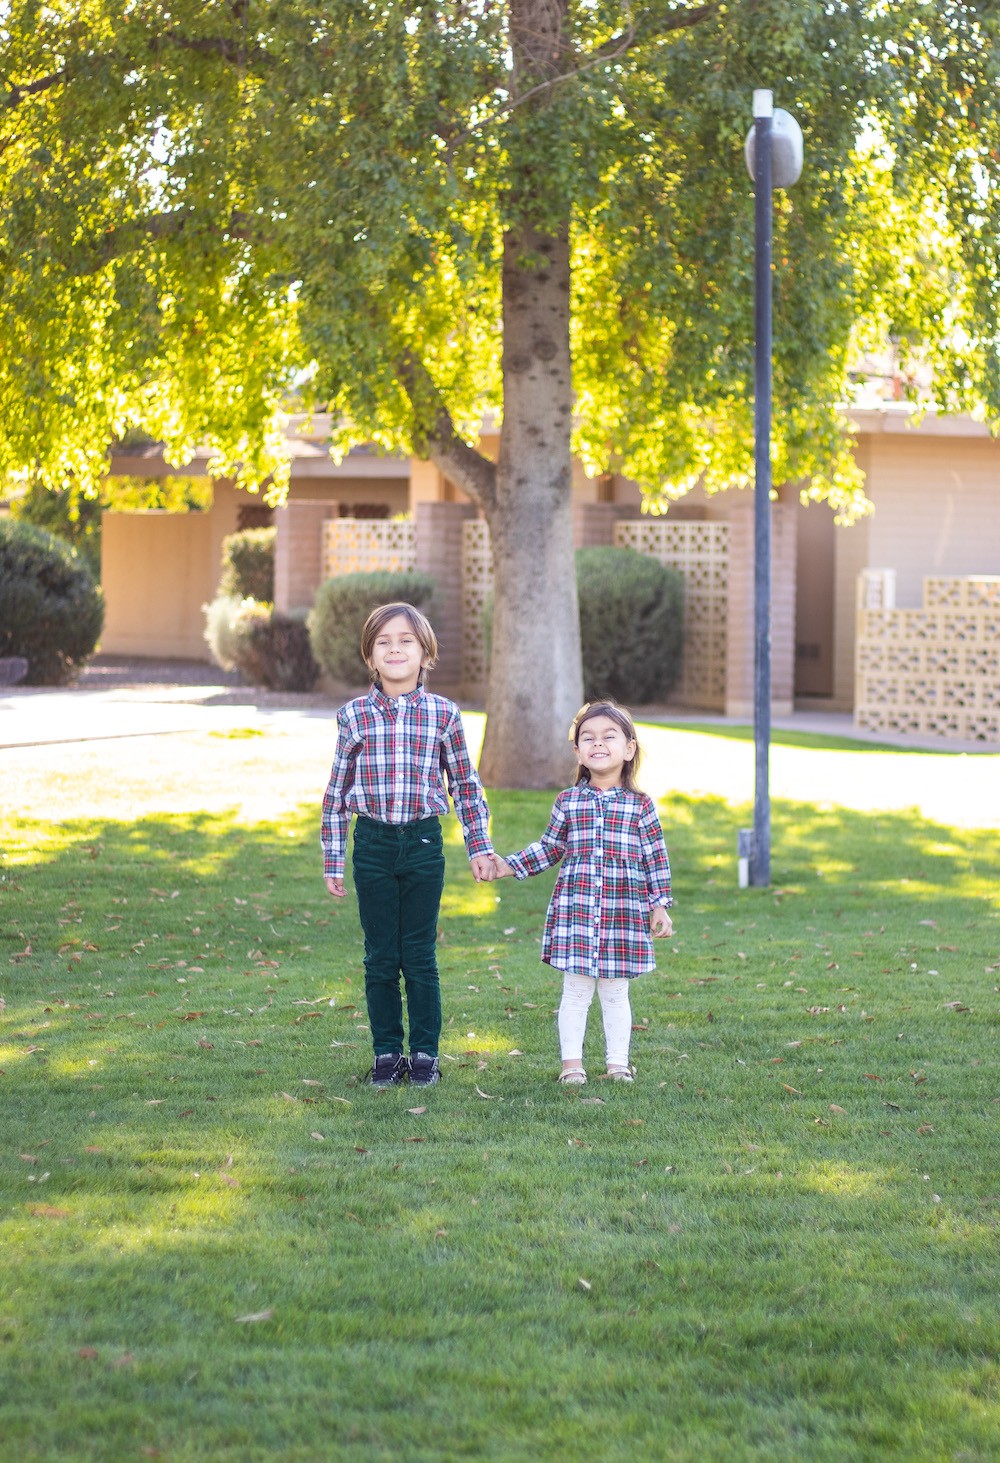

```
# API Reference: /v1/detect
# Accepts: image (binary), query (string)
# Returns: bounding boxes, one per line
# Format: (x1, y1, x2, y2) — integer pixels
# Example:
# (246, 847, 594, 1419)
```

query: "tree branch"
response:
(398, 351, 497, 513)
(3, 69, 66, 109)
(2, 25, 272, 115)
(71, 207, 256, 275)
(444, 1, 719, 158)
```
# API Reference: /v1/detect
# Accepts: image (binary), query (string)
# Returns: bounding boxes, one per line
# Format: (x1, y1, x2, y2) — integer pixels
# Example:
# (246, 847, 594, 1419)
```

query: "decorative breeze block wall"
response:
(321, 518, 416, 577)
(461, 520, 494, 690)
(855, 573, 1000, 741)
(615, 519, 729, 709)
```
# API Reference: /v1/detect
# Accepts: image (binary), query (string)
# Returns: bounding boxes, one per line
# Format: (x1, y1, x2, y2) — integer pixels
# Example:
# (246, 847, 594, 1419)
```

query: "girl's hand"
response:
(325, 876, 346, 898)
(650, 905, 673, 937)
(470, 855, 495, 882)
(491, 855, 515, 879)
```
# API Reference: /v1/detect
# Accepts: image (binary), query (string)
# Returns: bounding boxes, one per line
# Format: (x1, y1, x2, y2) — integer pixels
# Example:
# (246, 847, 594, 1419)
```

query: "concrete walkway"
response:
(0, 656, 998, 755)
(1, 656, 998, 756)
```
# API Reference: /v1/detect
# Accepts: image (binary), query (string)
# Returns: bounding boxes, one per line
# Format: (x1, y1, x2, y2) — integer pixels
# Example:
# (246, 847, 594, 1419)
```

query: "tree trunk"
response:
(474, 0, 581, 788)
(477, 218, 582, 787)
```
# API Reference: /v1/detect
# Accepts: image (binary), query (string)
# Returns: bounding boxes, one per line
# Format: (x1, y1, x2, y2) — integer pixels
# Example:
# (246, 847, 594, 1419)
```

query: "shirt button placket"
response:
(395, 704, 406, 812)
(593, 806, 603, 969)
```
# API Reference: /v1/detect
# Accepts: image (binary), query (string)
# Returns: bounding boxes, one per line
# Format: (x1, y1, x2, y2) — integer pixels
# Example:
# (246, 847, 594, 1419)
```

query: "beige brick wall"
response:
(274, 499, 335, 614)
(723, 491, 797, 718)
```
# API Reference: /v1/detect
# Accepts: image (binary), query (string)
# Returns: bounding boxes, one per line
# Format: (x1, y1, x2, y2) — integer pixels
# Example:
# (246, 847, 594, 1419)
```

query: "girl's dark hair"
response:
(569, 700, 641, 791)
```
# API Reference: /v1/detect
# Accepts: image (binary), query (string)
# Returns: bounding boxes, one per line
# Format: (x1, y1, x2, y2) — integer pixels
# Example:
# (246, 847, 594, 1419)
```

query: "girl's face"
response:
(575, 715, 636, 787)
(368, 613, 429, 695)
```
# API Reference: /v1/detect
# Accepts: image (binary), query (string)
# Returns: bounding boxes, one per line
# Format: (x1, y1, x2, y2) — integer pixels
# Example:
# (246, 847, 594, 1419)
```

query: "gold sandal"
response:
(558, 1067, 587, 1085)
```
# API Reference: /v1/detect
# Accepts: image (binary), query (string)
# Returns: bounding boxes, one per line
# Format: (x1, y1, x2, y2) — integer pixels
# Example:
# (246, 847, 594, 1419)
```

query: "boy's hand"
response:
(650, 906, 673, 937)
(491, 855, 515, 879)
(325, 876, 346, 898)
(470, 855, 495, 882)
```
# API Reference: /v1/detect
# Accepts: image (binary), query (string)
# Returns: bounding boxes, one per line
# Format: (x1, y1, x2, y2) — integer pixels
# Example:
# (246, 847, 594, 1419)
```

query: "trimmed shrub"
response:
(309, 571, 435, 684)
(576, 546, 684, 703)
(218, 527, 275, 602)
(203, 594, 254, 671)
(0, 518, 104, 684)
(235, 610, 321, 692)
(203, 596, 320, 691)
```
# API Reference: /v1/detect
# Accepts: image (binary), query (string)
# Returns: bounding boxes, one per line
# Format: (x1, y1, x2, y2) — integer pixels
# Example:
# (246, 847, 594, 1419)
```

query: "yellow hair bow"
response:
(567, 703, 591, 742)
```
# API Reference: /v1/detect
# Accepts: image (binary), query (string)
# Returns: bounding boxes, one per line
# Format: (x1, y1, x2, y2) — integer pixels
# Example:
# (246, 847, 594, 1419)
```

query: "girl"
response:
(493, 701, 672, 1083)
(321, 602, 495, 1087)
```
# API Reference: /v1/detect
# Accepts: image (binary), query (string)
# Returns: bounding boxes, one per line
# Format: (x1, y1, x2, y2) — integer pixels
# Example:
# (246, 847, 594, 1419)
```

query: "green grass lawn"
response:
(1, 720, 998, 1461)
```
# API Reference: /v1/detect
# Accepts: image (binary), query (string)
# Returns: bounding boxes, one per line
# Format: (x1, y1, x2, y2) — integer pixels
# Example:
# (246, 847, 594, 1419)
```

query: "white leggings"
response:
(557, 972, 632, 1068)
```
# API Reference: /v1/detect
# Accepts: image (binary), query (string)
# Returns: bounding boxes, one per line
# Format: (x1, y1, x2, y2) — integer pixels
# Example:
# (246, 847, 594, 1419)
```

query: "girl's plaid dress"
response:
(503, 783, 672, 980)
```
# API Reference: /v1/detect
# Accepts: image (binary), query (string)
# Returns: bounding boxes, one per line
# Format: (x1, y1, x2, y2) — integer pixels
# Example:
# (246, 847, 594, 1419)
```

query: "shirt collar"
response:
(369, 683, 425, 714)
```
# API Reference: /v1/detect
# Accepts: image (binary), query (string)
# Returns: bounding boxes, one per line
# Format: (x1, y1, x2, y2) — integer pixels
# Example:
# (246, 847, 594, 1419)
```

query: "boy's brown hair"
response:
(569, 700, 642, 791)
(360, 602, 438, 686)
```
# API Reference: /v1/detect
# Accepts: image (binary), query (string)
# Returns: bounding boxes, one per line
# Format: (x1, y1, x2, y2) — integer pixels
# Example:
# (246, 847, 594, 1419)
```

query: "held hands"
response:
(470, 854, 516, 882)
(650, 905, 673, 938)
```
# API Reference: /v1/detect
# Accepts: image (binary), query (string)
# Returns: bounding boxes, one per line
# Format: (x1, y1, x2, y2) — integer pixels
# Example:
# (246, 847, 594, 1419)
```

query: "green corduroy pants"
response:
(352, 815, 445, 1057)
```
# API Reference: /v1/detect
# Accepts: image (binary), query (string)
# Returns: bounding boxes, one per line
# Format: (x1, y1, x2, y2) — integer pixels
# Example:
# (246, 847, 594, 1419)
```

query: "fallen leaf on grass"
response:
(407, 1107, 427, 1116)
(577, 1277, 592, 1292)
(110, 1352, 135, 1369)
(507, 1049, 524, 1056)
(179, 1012, 204, 1021)
(943, 1001, 970, 1012)
(328, 1096, 352, 1106)
(579, 1097, 605, 1105)
(624, 1118, 645, 1125)
(218, 1174, 239, 1187)
(829, 1104, 847, 1115)
(19, 1154, 38, 1163)
(78, 1347, 99, 1360)
(863, 1074, 883, 1082)
(28, 1205, 70, 1218)
(234, 1310, 273, 1324)
(404, 1135, 427, 1142)
(309, 1132, 325, 1141)
(782, 1084, 804, 1095)
(434, 1228, 448, 1239)
(474, 1086, 498, 1099)
(301, 1079, 322, 1086)
(917, 1124, 934, 1135)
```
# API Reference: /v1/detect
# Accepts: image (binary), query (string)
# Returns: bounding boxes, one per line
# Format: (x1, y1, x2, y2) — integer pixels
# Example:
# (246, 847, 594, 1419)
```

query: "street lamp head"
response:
(744, 107, 804, 189)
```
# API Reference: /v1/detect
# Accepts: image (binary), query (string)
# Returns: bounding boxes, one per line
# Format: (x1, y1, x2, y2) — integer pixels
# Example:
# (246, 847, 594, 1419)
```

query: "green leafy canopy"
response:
(3, 2, 1000, 520)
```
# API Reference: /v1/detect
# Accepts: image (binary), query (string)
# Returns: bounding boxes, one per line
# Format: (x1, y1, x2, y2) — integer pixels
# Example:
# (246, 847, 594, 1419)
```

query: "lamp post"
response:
(741, 90, 803, 889)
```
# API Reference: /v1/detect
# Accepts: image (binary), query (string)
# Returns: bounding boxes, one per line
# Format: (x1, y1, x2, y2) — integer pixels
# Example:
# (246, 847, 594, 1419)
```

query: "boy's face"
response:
(368, 613, 428, 696)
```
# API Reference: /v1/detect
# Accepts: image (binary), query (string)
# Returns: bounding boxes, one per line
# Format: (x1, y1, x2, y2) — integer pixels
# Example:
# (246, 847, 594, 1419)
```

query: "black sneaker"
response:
(366, 1052, 407, 1087)
(408, 1052, 440, 1087)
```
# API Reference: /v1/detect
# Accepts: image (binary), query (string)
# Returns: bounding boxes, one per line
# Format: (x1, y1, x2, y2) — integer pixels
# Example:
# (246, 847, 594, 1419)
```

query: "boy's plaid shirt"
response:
(320, 684, 492, 881)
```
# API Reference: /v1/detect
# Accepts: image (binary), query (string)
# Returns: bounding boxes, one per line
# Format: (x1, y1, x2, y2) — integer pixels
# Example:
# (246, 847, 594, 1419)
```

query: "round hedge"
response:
(308, 571, 435, 685)
(218, 526, 276, 602)
(0, 517, 105, 684)
(576, 545, 684, 703)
